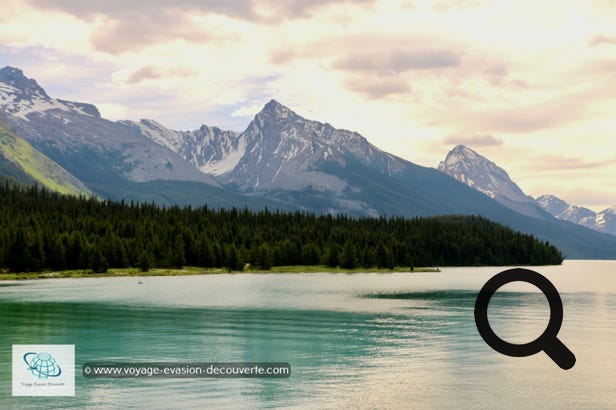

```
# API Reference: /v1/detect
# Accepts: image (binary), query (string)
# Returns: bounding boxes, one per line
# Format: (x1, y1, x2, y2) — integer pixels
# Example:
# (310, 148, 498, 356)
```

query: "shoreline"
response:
(0, 266, 441, 281)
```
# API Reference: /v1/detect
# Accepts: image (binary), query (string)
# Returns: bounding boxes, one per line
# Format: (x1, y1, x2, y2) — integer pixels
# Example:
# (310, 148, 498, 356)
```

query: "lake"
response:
(1, 260, 615, 409)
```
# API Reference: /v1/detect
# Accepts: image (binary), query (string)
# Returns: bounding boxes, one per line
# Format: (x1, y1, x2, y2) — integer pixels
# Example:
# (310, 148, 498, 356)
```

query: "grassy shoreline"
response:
(0, 265, 440, 281)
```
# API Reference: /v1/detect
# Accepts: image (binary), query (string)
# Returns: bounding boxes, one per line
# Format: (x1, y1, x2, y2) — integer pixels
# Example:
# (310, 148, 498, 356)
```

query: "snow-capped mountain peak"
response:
(134, 100, 408, 192)
(260, 99, 294, 119)
(122, 119, 185, 152)
(438, 145, 529, 201)
(439, 144, 480, 169)
(536, 195, 570, 215)
(437, 145, 553, 220)
(0, 66, 49, 98)
(536, 195, 595, 222)
(0, 66, 99, 121)
(221, 100, 408, 190)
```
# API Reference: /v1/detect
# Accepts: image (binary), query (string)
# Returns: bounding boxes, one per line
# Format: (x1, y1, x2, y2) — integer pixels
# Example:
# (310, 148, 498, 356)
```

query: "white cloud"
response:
(0, 0, 615, 205)
(332, 48, 461, 75)
(443, 134, 503, 147)
(345, 76, 411, 99)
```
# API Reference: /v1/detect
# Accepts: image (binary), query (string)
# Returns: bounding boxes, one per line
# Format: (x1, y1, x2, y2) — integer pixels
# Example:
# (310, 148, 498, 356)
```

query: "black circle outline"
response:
(474, 268, 563, 357)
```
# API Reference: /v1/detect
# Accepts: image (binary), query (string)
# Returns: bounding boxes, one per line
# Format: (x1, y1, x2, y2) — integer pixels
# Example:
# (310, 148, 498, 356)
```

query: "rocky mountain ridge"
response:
(438, 144, 616, 236)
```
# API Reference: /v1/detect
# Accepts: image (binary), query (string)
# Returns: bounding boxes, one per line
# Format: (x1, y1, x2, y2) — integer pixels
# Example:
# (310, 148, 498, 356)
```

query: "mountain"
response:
(536, 195, 596, 224)
(131, 100, 408, 215)
(537, 195, 616, 235)
(119, 119, 241, 176)
(438, 145, 552, 220)
(0, 118, 91, 196)
(598, 207, 616, 235)
(0, 66, 275, 207)
(0, 66, 219, 190)
(437, 144, 616, 239)
(132, 101, 616, 259)
(219, 100, 408, 191)
(2, 67, 616, 259)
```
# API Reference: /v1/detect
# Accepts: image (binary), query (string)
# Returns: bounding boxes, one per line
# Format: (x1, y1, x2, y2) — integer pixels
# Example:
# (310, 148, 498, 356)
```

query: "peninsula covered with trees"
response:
(0, 183, 564, 274)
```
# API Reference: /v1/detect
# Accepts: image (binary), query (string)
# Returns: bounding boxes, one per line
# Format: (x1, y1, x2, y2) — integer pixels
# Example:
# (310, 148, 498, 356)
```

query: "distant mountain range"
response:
(438, 145, 616, 236)
(1, 66, 616, 259)
(536, 195, 616, 235)
(0, 66, 273, 209)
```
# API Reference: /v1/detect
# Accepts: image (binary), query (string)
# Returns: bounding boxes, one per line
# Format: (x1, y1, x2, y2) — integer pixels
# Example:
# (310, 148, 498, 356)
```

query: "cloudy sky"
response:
(1, 0, 615, 210)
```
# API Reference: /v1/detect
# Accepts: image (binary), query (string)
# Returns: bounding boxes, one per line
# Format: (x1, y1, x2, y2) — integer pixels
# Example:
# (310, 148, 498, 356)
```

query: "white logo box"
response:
(12, 344, 75, 396)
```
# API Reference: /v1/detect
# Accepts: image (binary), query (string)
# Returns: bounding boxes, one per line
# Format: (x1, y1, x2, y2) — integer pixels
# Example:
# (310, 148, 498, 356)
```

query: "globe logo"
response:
(23, 352, 62, 379)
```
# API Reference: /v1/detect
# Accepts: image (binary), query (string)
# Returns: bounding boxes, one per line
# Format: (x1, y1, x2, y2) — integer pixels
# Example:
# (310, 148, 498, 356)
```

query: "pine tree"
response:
(171, 235, 186, 268)
(137, 250, 154, 272)
(340, 240, 358, 269)
(257, 244, 273, 270)
(0, 184, 565, 273)
(213, 243, 223, 267)
(325, 244, 340, 268)
(48, 237, 67, 271)
(201, 240, 216, 268)
(360, 245, 375, 268)
(0, 229, 6, 268)
(301, 242, 320, 266)
(89, 247, 109, 273)
(376, 243, 393, 269)
(66, 231, 86, 270)
(9, 228, 45, 272)
(225, 244, 242, 271)
(282, 239, 300, 265)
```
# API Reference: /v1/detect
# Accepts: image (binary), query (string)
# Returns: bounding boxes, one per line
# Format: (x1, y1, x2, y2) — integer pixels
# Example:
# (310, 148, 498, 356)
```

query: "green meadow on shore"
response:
(0, 265, 439, 281)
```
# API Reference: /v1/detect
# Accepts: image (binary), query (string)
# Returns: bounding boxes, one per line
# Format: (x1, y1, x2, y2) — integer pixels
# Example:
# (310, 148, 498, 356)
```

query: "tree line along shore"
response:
(0, 182, 564, 274)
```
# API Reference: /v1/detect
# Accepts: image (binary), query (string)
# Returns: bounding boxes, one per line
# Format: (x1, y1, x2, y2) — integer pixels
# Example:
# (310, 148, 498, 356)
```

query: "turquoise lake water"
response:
(1, 260, 615, 409)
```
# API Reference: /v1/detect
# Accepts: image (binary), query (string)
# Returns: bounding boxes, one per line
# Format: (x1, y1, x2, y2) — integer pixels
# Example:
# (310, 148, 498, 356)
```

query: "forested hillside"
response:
(0, 183, 564, 273)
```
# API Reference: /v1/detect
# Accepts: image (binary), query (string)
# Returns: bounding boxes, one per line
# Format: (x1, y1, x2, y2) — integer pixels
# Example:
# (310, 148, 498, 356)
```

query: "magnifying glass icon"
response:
(474, 268, 576, 370)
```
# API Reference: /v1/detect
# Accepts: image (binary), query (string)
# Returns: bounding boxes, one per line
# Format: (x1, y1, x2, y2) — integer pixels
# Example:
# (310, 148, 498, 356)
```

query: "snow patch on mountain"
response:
(0, 87, 96, 121)
(537, 195, 595, 223)
(0, 68, 99, 121)
(121, 119, 243, 177)
(199, 135, 246, 176)
(536, 195, 616, 235)
(121, 119, 185, 152)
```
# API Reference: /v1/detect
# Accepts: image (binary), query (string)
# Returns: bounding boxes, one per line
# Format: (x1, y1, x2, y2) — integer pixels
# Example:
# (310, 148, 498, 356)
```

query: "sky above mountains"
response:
(0, 0, 614, 210)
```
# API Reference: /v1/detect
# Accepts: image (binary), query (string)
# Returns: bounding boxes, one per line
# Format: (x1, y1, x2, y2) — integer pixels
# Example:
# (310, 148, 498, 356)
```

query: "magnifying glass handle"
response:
(543, 337, 576, 370)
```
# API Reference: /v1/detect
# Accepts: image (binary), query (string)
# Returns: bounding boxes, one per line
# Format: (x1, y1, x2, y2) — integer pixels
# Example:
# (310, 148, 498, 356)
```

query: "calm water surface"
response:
(1, 260, 615, 409)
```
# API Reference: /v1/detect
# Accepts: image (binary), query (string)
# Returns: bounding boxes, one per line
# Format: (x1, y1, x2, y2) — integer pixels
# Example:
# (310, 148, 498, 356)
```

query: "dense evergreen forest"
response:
(0, 183, 563, 273)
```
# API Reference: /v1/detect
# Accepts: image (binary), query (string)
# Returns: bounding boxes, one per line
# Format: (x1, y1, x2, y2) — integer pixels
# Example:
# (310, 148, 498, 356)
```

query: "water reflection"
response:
(1, 261, 615, 409)
(0, 292, 488, 409)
